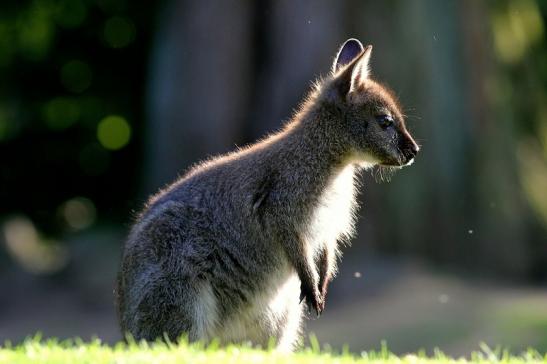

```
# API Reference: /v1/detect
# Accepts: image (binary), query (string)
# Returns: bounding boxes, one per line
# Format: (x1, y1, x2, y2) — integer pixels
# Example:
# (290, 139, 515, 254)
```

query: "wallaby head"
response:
(319, 38, 419, 168)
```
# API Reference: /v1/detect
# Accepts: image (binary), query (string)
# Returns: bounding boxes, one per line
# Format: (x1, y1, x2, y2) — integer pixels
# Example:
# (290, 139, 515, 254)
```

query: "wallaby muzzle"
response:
(399, 131, 419, 165)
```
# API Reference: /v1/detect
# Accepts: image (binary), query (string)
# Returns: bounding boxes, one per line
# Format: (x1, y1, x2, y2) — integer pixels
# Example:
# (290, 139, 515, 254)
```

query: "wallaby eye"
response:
(375, 114, 394, 128)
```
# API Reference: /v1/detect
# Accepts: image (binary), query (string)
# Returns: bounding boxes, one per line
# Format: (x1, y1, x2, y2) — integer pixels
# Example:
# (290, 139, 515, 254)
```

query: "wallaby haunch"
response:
(116, 38, 419, 351)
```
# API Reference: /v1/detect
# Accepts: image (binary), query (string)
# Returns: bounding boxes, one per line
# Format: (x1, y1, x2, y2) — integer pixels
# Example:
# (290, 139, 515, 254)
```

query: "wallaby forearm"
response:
(317, 246, 332, 300)
(278, 230, 323, 316)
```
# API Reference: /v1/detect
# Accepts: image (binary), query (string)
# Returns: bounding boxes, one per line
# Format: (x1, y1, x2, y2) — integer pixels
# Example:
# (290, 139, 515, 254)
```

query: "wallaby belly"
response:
(212, 260, 303, 351)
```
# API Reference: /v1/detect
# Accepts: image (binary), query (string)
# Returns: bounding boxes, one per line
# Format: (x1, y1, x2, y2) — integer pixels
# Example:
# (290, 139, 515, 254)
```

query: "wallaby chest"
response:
(302, 164, 357, 254)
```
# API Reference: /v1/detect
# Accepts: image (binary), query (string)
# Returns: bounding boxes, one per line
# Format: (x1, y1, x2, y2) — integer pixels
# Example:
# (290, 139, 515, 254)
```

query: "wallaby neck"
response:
(272, 103, 352, 198)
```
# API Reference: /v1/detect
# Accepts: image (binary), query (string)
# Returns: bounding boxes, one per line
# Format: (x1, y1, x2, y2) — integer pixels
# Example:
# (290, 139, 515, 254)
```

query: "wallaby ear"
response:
(333, 39, 365, 72)
(349, 45, 372, 86)
(332, 44, 373, 97)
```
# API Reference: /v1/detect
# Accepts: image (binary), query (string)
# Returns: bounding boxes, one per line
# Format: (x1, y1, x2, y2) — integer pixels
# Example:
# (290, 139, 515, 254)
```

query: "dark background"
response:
(1, 0, 546, 356)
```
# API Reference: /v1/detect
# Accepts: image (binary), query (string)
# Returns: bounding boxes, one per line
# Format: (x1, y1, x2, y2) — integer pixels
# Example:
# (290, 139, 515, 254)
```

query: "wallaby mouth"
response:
(378, 134, 419, 168)
(379, 148, 417, 168)
(399, 137, 419, 166)
(379, 159, 412, 168)
(403, 157, 415, 166)
(373, 149, 415, 181)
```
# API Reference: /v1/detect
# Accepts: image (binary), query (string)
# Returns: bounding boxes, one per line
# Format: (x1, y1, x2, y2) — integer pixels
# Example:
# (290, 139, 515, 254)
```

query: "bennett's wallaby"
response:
(116, 38, 419, 351)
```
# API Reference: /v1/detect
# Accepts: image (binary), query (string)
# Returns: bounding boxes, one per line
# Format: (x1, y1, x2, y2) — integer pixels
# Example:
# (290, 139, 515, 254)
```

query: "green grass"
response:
(0, 337, 545, 364)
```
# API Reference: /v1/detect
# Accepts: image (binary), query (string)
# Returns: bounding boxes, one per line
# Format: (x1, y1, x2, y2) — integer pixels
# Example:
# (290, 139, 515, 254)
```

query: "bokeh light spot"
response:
(97, 115, 131, 150)
(42, 97, 80, 130)
(538, 103, 547, 159)
(2, 216, 69, 274)
(61, 60, 92, 93)
(60, 197, 96, 230)
(491, 0, 544, 64)
(103, 16, 135, 48)
(518, 140, 547, 228)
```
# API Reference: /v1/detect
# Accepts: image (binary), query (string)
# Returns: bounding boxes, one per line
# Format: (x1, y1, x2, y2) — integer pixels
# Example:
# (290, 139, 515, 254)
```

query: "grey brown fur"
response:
(115, 38, 419, 351)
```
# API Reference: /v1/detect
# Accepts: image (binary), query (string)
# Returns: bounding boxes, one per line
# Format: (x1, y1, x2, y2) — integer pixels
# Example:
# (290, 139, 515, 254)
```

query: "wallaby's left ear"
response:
(332, 42, 372, 97)
(333, 38, 364, 72)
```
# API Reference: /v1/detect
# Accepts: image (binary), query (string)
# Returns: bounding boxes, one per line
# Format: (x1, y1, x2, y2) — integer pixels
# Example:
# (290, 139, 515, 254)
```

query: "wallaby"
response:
(116, 38, 419, 351)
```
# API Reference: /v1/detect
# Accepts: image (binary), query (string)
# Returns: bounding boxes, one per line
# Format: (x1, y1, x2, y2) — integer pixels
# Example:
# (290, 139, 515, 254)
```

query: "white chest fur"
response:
(304, 164, 358, 256)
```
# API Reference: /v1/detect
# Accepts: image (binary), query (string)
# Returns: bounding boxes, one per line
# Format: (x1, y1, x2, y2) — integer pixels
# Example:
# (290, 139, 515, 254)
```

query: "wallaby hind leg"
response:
(275, 275, 304, 351)
(132, 278, 218, 342)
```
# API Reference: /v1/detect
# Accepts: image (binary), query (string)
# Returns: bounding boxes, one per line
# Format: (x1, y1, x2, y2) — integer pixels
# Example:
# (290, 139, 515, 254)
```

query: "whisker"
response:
(405, 115, 423, 120)
(369, 165, 398, 183)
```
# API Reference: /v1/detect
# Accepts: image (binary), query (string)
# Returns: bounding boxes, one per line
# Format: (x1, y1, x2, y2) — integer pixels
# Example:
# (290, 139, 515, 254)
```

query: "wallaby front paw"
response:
(319, 275, 330, 303)
(299, 283, 323, 317)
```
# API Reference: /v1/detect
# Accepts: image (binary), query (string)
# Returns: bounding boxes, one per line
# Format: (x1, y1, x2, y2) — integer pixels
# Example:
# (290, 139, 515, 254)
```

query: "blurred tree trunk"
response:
(460, 1, 532, 277)
(144, 0, 253, 191)
(386, 0, 476, 264)
(245, 0, 346, 137)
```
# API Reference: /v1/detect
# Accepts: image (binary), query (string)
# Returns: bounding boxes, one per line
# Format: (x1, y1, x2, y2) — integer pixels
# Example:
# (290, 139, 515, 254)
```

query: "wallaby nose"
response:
(405, 133, 419, 156)
(400, 133, 419, 165)
(410, 141, 419, 155)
